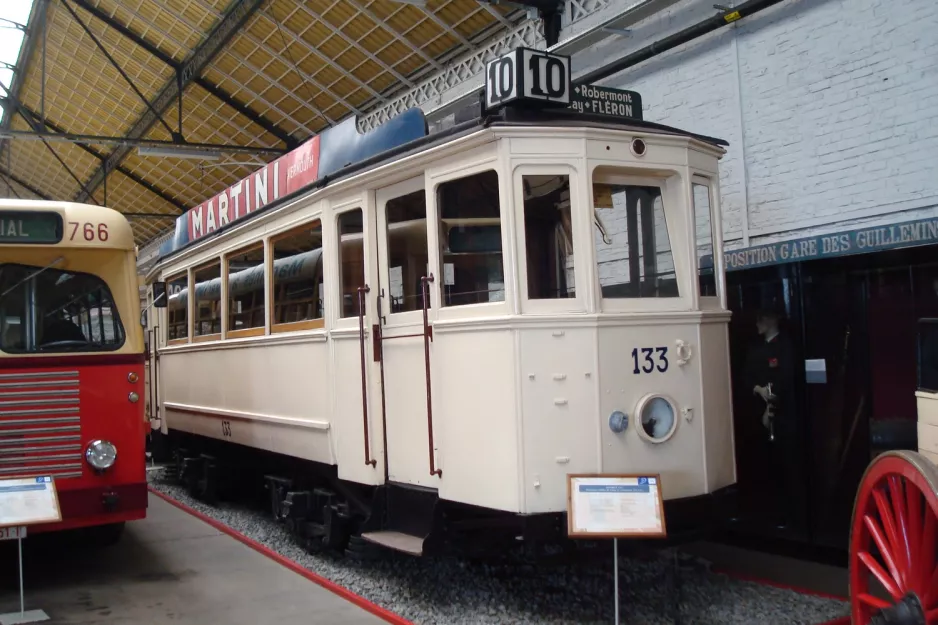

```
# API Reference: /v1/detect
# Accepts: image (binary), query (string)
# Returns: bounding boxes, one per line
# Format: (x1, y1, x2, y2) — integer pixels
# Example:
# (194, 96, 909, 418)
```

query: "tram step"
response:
(383, 482, 439, 538)
(360, 530, 425, 556)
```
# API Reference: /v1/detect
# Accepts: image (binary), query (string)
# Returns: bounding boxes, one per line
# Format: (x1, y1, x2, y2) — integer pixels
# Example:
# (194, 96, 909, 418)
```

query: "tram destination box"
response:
(566, 474, 667, 538)
(484, 47, 571, 111)
(569, 85, 643, 121)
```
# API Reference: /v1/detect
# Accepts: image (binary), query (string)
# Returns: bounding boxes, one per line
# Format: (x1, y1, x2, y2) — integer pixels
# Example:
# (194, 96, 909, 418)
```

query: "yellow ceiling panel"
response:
(4, 0, 519, 249)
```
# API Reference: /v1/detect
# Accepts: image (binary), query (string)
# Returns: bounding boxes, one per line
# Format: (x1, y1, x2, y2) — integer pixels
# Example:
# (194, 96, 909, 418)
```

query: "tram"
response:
(145, 47, 736, 558)
(0, 201, 148, 543)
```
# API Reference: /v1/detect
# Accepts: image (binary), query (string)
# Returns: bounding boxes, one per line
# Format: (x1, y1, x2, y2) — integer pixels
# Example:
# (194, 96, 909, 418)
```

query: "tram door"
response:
(372, 176, 440, 488)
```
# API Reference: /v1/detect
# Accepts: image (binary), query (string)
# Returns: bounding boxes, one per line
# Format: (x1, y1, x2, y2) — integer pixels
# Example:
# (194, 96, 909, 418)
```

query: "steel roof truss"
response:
(75, 0, 268, 204)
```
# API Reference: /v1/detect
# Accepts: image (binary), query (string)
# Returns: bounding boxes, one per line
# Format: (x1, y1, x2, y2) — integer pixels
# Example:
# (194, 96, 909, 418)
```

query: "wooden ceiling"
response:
(0, 0, 518, 245)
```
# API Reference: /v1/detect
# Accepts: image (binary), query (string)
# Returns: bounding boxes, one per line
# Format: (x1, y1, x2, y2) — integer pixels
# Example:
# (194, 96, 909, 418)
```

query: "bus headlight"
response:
(85, 440, 117, 471)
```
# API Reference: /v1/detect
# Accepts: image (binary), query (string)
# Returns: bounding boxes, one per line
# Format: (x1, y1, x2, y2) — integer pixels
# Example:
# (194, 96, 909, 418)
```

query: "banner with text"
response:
(701, 215, 938, 272)
(159, 108, 429, 258)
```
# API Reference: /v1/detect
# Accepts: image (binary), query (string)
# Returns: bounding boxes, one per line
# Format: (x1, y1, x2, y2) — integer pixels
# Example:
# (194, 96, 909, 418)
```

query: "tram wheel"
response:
(849, 450, 938, 623)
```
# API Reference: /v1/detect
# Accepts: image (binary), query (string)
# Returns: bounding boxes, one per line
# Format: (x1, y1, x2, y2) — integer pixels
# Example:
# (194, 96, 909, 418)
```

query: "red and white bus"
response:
(0, 200, 147, 543)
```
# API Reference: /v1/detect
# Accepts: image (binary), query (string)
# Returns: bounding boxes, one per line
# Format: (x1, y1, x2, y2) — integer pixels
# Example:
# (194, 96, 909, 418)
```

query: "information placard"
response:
(0, 477, 61, 529)
(567, 474, 666, 538)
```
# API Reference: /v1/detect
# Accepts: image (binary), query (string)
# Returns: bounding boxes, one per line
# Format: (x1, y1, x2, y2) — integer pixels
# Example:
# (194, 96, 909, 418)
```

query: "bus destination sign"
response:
(0, 211, 63, 244)
(569, 84, 643, 121)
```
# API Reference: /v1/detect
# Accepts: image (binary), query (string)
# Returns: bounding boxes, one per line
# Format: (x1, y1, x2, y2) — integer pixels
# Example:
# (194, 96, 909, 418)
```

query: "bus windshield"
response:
(0, 263, 125, 353)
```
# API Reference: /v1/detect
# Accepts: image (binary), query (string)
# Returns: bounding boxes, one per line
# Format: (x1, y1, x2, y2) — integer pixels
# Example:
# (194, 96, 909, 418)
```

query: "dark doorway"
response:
(725, 243, 938, 554)
(726, 263, 810, 543)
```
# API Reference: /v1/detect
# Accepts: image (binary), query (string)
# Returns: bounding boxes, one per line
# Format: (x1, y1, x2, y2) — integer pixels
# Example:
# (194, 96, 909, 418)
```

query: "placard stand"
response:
(0, 477, 61, 625)
(567, 474, 668, 625)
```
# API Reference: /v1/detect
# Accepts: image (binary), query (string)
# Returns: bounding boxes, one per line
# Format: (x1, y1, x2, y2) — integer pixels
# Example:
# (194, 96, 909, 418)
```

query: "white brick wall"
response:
(574, 0, 938, 251)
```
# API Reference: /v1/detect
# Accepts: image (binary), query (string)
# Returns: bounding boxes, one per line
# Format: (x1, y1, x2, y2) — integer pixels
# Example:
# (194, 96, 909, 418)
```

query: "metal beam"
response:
(68, 0, 297, 149)
(0, 123, 284, 156)
(60, 0, 178, 139)
(0, 0, 50, 155)
(68, 0, 177, 66)
(193, 78, 299, 149)
(14, 103, 187, 212)
(0, 167, 52, 200)
(75, 0, 267, 204)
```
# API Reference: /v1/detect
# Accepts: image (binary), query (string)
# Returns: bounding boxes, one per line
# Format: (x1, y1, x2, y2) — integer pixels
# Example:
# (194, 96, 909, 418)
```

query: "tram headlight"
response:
(635, 394, 679, 443)
(85, 440, 117, 471)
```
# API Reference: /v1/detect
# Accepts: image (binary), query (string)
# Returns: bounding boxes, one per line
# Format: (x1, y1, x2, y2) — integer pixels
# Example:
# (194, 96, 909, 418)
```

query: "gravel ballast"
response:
(147, 469, 849, 625)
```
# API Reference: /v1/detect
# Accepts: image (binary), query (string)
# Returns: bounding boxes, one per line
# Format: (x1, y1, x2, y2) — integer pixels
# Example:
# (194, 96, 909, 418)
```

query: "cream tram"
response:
(145, 48, 736, 558)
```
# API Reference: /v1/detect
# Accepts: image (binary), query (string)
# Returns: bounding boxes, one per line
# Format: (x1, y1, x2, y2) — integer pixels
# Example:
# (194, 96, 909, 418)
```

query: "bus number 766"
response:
(68, 221, 109, 242)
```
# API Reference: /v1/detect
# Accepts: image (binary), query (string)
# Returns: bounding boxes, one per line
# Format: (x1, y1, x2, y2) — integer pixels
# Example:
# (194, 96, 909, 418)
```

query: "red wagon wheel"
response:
(850, 450, 938, 623)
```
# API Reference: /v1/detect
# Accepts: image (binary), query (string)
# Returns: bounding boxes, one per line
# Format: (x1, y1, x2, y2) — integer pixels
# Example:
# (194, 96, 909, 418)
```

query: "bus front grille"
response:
(0, 370, 83, 480)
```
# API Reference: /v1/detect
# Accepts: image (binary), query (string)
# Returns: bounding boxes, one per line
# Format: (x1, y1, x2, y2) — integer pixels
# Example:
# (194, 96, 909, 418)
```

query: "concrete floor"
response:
(0, 494, 385, 625)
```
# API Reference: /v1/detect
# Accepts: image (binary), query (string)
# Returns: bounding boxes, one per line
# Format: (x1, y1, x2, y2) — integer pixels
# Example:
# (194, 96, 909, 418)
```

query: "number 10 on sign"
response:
(484, 48, 571, 110)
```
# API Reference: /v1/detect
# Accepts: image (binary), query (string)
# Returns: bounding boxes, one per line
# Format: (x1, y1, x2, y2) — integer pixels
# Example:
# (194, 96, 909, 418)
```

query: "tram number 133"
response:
(632, 347, 668, 374)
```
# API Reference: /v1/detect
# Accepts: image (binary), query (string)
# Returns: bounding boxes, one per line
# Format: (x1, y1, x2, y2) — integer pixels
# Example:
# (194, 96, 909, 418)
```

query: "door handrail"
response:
(421, 274, 442, 477)
(357, 285, 377, 468)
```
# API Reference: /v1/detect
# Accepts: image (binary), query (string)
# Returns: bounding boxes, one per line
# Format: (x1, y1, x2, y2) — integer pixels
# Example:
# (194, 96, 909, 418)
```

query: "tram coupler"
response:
(263, 475, 293, 521)
(870, 592, 926, 625)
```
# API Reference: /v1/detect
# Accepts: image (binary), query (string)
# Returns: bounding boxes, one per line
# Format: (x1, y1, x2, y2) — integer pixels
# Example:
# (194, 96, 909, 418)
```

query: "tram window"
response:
(226, 245, 266, 337)
(166, 273, 188, 341)
(338, 209, 365, 318)
(0, 263, 125, 353)
(193, 262, 221, 338)
(385, 189, 429, 313)
(592, 177, 678, 298)
(523, 174, 575, 300)
(437, 170, 504, 306)
(272, 220, 324, 330)
(693, 182, 717, 297)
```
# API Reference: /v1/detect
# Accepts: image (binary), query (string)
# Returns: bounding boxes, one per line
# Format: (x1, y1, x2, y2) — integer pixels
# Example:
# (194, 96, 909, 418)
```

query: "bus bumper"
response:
(29, 482, 148, 534)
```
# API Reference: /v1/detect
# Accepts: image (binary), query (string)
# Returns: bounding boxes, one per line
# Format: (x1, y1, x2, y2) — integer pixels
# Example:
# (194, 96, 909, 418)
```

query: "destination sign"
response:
(569, 84, 643, 121)
(0, 211, 63, 244)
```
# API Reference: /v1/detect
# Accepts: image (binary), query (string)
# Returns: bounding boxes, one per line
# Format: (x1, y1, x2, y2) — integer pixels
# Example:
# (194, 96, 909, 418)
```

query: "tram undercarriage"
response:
(154, 428, 736, 561)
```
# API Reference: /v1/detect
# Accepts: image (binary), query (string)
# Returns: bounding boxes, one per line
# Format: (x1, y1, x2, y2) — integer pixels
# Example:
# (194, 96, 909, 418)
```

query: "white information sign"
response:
(567, 474, 666, 538)
(0, 477, 61, 529)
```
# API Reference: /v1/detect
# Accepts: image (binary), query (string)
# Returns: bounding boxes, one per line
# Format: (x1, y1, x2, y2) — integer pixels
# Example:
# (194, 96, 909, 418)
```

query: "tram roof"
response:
(151, 104, 728, 268)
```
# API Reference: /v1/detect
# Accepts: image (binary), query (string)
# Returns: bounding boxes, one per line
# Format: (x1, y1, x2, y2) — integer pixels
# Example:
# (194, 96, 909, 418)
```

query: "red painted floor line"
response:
(148, 486, 413, 625)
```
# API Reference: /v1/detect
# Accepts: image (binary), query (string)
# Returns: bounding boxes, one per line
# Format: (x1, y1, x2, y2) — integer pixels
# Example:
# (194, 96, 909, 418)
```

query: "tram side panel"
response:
(596, 320, 707, 500)
(698, 317, 736, 491)
(333, 328, 386, 486)
(519, 326, 601, 514)
(433, 327, 521, 513)
(159, 340, 335, 466)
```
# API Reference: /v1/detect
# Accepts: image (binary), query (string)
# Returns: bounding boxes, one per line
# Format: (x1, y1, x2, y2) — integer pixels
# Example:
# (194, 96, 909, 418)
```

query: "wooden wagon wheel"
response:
(849, 450, 938, 623)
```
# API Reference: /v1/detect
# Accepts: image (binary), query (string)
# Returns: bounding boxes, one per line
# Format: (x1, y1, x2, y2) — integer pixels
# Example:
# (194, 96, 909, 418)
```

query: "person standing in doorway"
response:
(743, 304, 799, 530)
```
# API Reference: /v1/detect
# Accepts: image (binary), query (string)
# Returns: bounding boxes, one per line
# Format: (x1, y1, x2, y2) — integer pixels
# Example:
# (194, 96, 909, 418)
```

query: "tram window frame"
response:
(589, 166, 691, 313)
(270, 218, 326, 334)
(378, 176, 432, 324)
(165, 270, 189, 345)
(514, 165, 587, 315)
(224, 242, 267, 339)
(433, 166, 509, 318)
(691, 175, 723, 308)
(336, 207, 367, 320)
(192, 259, 222, 343)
